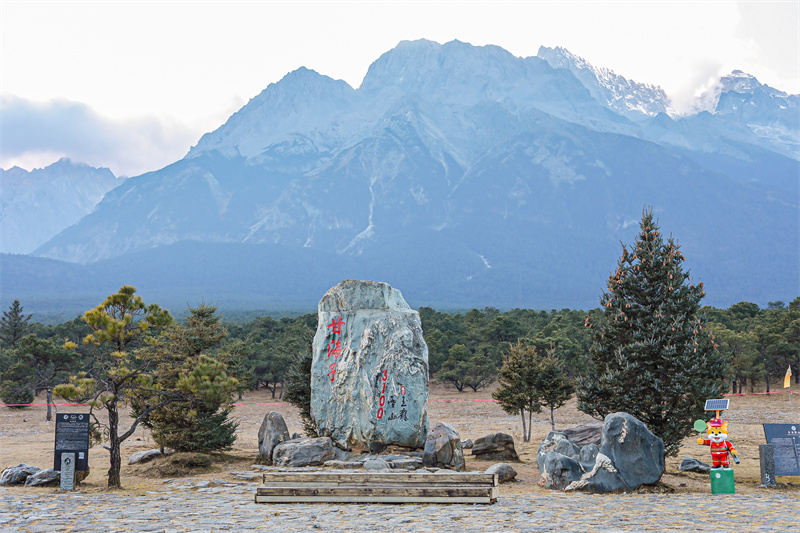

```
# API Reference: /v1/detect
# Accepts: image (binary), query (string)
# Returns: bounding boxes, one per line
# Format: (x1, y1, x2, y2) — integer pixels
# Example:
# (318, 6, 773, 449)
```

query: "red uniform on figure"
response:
(697, 418, 739, 468)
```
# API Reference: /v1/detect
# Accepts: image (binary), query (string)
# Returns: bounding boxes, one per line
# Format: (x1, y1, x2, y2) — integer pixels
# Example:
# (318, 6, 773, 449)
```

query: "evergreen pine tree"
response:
(283, 351, 317, 437)
(578, 209, 727, 456)
(133, 303, 238, 453)
(492, 340, 543, 442)
(0, 300, 32, 347)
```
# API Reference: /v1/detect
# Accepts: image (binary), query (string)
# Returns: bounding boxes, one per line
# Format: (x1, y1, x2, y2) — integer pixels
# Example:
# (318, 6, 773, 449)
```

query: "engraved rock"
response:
(310, 280, 429, 451)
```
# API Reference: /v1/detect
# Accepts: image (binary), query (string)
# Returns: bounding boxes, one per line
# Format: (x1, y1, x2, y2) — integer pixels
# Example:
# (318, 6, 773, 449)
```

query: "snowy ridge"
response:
(537, 46, 672, 118)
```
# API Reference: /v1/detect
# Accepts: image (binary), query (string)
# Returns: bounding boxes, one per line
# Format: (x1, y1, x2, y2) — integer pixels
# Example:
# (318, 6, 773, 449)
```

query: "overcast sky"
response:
(2, 1, 798, 177)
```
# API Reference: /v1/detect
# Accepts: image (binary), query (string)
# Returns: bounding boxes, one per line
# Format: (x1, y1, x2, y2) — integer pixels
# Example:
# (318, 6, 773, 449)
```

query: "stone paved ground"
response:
(2, 482, 798, 533)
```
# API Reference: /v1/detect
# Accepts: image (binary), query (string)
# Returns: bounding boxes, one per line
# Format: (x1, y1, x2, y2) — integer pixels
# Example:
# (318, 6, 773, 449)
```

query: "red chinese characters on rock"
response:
(326, 316, 344, 382)
(377, 372, 409, 422)
(377, 370, 388, 419)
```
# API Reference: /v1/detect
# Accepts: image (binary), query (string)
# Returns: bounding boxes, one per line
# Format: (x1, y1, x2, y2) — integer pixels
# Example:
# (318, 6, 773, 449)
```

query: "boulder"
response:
(258, 411, 291, 464)
(461, 438, 474, 449)
(310, 280, 429, 451)
(24, 468, 60, 487)
(472, 433, 519, 461)
(423, 422, 465, 471)
(0, 464, 40, 485)
(363, 458, 391, 471)
(538, 452, 583, 490)
(485, 463, 517, 483)
(560, 423, 603, 447)
(679, 457, 711, 473)
(537, 413, 664, 493)
(272, 437, 338, 467)
(128, 449, 164, 465)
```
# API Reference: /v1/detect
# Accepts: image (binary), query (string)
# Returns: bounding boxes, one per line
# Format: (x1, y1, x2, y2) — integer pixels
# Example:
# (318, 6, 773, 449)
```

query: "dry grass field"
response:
(2, 382, 798, 496)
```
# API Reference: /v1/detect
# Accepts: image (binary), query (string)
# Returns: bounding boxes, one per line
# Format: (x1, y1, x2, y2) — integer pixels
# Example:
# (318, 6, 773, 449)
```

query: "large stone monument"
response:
(311, 280, 429, 451)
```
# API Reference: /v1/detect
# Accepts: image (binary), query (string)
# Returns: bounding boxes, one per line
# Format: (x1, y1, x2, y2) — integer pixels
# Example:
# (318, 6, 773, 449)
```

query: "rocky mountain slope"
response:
(6, 40, 797, 313)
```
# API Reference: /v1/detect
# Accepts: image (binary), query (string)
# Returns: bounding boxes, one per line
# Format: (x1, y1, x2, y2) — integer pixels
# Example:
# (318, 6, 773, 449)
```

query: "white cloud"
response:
(1, 1, 797, 174)
(1, 95, 202, 176)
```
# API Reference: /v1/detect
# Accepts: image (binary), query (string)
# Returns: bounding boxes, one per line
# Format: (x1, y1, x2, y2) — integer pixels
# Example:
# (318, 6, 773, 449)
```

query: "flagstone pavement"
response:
(1, 481, 798, 532)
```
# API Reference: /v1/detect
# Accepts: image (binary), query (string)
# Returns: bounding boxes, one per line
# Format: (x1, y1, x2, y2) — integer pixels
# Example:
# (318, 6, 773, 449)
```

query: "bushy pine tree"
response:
(0, 300, 32, 347)
(283, 351, 317, 437)
(133, 303, 238, 453)
(493, 338, 574, 441)
(578, 209, 727, 457)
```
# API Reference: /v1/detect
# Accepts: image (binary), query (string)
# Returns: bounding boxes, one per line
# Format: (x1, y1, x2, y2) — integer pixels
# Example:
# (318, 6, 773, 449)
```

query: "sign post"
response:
(60, 453, 75, 491)
(763, 423, 800, 477)
(54, 413, 90, 481)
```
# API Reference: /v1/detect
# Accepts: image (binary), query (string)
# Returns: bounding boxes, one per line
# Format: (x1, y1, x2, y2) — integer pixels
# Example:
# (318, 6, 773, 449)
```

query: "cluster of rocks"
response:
(257, 411, 517, 482)
(536, 413, 664, 493)
(0, 464, 61, 487)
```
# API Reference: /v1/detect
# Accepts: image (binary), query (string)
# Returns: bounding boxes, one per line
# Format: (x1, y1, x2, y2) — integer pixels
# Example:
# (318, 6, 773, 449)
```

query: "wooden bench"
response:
(254, 471, 499, 504)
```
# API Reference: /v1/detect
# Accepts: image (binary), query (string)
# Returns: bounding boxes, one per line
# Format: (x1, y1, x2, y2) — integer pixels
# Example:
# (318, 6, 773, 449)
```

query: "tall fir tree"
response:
(0, 300, 32, 347)
(132, 302, 239, 453)
(578, 209, 727, 457)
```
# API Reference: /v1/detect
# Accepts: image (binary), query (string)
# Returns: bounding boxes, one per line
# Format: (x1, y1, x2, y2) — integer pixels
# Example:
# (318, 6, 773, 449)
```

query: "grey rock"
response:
(257, 411, 291, 464)
(423, 422, 465, 471)
(560, 422, 603, 447)
(291, 433, 302, 440)
(231, 472, 259, 481)
(536, 412, 664, 493)
(679, 457, 711, 473)
(587, 413, 664, 492)
(363, 458, 391, 471)
(323, 460, 366, 469)
(485, 463, 517, 483)
(310, 280, 429, 451)
(128, 449, 164, 465)
(0, 464, 40, 485)
(24, 468, 60, 487)
(472, 433, 519, 461)
(579, 442, 600, 469)
(539, 451, 584, 490)
(387, 457, 423, 469)
(461, 438, 474, 449)
(273, 437, 338, 467)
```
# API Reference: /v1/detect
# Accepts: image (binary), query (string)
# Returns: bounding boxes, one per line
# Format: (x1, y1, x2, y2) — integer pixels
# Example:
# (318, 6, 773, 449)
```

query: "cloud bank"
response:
(1, 95, 200, 177)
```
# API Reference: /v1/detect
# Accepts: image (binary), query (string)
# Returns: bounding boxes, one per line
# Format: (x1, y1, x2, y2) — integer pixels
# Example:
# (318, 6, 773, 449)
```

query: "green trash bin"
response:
(710, 467, 735, 494)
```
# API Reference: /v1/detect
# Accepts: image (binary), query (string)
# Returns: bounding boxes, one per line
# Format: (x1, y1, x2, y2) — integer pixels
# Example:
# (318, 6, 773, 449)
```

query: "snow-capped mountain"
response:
(537, 46, 672, 118)
(1, 158, 121, 254)
(9, 40, 798, 311)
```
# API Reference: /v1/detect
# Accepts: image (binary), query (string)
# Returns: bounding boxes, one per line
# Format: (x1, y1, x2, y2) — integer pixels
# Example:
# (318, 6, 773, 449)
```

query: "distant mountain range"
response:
(1, 158, 122, 254)
(3, 40, 798, 318)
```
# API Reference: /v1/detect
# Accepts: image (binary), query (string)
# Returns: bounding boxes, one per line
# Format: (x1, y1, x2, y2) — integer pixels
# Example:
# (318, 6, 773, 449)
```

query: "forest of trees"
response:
(2, 296, 797, 408)
(0, 286, 797, 484)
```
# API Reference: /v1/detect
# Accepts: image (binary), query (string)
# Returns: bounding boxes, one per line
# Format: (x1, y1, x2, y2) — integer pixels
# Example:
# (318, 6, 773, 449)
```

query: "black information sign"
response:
(763, 423, 800, 476)
(54, 413, 90, 472)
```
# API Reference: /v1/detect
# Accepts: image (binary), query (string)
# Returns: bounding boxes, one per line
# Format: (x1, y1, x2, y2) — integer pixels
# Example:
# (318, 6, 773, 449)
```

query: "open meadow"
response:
(2, 382, 798, 497)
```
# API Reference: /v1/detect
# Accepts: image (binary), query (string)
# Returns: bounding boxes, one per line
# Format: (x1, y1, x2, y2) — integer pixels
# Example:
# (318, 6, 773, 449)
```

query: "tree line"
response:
(0, 212, 797, 484)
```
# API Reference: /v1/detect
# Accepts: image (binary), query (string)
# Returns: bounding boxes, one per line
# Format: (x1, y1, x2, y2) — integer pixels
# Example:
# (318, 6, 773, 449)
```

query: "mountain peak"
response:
(187, 66, 356, 160)
(359, 39, 520, 97)
(537, 46, 671, 118)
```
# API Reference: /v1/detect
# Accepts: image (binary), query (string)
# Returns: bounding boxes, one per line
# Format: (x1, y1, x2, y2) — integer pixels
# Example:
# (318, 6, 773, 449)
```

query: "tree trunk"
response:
(550, 406, 555, 431)
(527, 410, 532, 442)
(46, 388, 53, 422)
(738, 380, 742, 394)
(765, 373, 771, 393)
(107, 398, 122, 488)
(520, 410, 528, 442)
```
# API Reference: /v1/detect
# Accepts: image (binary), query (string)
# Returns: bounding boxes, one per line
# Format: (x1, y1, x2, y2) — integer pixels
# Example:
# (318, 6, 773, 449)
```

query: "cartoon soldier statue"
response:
(697, 418, 740, 468)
